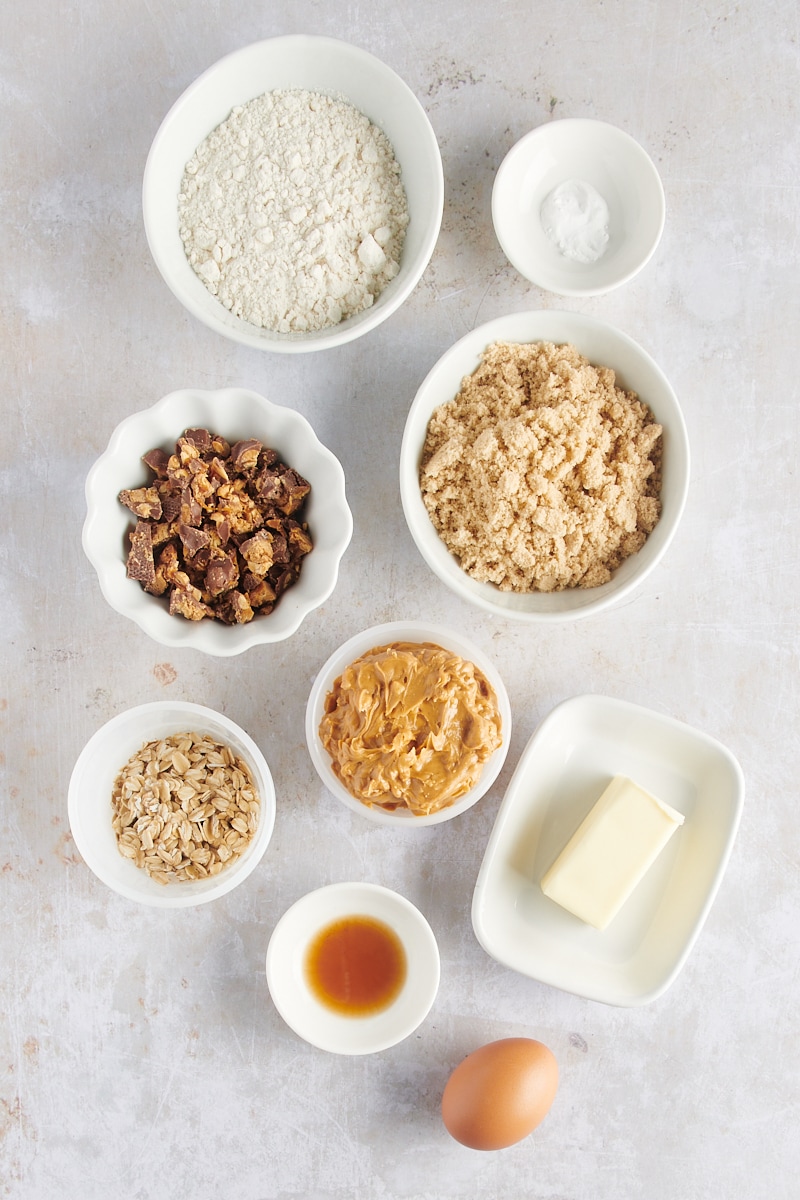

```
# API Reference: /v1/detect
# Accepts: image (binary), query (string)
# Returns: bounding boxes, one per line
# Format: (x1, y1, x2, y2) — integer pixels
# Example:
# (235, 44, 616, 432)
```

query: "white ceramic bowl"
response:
(266, 882, 440, 1054)
(305, 621, 512, 827)
(472, 695, 745, 1005)
(143, 35, 444, 352)
(83, 387, 352, 655)
(400, 310, 690, 622)
(492, 119, 665, 296)
(68, 701, 277, 908)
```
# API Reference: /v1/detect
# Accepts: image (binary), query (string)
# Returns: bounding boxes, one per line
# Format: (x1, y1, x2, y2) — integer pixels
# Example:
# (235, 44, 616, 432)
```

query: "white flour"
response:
(178, 90, 409, 333)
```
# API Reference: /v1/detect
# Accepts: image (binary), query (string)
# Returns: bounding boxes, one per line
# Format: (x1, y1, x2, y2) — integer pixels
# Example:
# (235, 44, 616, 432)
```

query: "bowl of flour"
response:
(143, 36, 443, 352)
(492, 120, 665, 296)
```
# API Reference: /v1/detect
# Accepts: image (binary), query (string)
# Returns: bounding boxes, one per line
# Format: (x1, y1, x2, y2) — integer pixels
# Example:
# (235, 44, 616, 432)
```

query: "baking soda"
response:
(540, 179, 609, 264)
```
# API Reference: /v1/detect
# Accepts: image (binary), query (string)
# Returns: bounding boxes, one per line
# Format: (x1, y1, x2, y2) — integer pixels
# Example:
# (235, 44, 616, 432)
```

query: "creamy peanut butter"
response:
(319, 641, 503, 817)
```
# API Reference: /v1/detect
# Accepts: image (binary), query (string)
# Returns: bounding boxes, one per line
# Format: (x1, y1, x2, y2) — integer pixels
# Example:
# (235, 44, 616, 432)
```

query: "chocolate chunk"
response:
(118, 486, 163, 520)
(271, 565, 300, 596)
(239, 529, 274, 576)
(184, 544, 211, 585)
(182, 428, 213, 452)
(157, 485, 182, 523)
(229, 439, 262, 473)
(205, 552, 239, 598)
(177, 523, 211, 555)
(245, 578, 276, 609)
(126, 521, 155, 586)
(270, 533, 289, 564)
(169, 585, 212, 621)
(253, 464, 311, 515)
(253, 467, 281, 506)
(141, 448, 170, 478)
(212, 590, 254, 625)
(278, 468, 312, 515)
(288, 523, 313, 555)
(263, 519, 289, 563)
(179, 487, 203, 527)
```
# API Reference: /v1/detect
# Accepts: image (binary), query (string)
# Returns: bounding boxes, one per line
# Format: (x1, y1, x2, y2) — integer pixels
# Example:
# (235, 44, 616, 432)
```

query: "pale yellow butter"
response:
(540, 776, 685, 930)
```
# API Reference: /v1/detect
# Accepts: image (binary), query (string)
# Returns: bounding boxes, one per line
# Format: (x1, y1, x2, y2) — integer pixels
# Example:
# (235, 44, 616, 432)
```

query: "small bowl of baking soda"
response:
(491, 119, 665, 297)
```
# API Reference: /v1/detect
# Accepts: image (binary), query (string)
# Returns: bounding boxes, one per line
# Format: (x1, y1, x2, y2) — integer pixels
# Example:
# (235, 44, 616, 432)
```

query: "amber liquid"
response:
(304, 915, 407, 1017)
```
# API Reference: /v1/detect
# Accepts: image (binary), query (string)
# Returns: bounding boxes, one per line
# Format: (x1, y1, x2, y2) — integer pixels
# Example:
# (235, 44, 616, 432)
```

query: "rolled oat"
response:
(111, 732, 260, 884)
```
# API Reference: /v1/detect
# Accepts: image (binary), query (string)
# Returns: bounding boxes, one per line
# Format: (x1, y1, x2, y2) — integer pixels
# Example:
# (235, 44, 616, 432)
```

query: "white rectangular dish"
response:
(471, 695, 745, 1006)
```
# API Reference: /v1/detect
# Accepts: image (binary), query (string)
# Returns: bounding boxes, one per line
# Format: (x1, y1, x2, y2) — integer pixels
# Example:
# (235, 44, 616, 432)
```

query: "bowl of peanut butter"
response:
(305, 621, 512, 826)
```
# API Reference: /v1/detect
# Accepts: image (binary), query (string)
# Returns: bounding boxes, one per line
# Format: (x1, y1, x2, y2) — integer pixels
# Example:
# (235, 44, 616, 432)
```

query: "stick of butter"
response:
(540, 776, 685, 930)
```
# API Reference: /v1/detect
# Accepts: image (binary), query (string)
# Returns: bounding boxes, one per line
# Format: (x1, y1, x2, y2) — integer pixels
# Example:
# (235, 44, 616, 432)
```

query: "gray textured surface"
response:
(2, 1, 798, 1197)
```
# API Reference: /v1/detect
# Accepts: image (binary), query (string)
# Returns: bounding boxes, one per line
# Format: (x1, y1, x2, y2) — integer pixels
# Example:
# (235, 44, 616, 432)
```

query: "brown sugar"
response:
(419, 340, 663, 592)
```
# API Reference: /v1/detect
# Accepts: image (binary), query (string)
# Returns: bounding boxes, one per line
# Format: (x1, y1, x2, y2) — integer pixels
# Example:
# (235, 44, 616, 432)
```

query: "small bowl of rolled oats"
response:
(68, 701, 276, 907)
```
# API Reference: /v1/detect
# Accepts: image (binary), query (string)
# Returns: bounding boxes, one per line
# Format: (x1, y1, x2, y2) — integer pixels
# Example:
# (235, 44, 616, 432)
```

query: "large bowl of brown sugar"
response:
(399, 311, 690, 621)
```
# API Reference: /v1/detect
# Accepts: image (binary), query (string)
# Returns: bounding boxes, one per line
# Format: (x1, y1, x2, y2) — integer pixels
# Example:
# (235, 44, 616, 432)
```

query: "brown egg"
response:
(441, 1037, 558, 1150)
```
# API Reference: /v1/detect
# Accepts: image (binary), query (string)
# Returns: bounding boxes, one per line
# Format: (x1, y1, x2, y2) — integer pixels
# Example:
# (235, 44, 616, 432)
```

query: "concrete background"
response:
(1, 1, 797, 1197)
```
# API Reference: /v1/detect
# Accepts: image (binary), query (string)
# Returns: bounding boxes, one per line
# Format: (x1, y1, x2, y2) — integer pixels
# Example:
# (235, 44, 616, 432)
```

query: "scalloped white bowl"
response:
(305, 620, 512, 827)
(400, 310, 689, 622)
(68, 701, 276, 908)
(83, 387, 352, 654)
(143, 35, 444, 352)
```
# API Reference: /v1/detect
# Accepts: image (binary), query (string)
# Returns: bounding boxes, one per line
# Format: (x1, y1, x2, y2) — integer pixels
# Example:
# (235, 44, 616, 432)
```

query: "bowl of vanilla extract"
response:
(265, 881, 440, 1054)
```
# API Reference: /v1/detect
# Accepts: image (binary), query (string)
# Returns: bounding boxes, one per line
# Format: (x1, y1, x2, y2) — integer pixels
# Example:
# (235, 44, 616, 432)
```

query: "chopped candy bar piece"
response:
(239, 529, 275, 576)
(126, 521, 155, 586)
(205, 552, 239, 598)
(169, 585, 212, 621)
(117, 428, 313, 624)
(118, 486, 163, 520)
(179, 487, 203, 527)
(213, 590, 254, 625)
(141, 447, 170, 478)
(245, 579, 276, 610)
(288, 523, 313, 555)
(278, 468, 312, 515)
(229, 439, 262, 473)
(177, 523, 210, 555)
(157, 484, 182, 522)
(182, 428, 213, 452)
